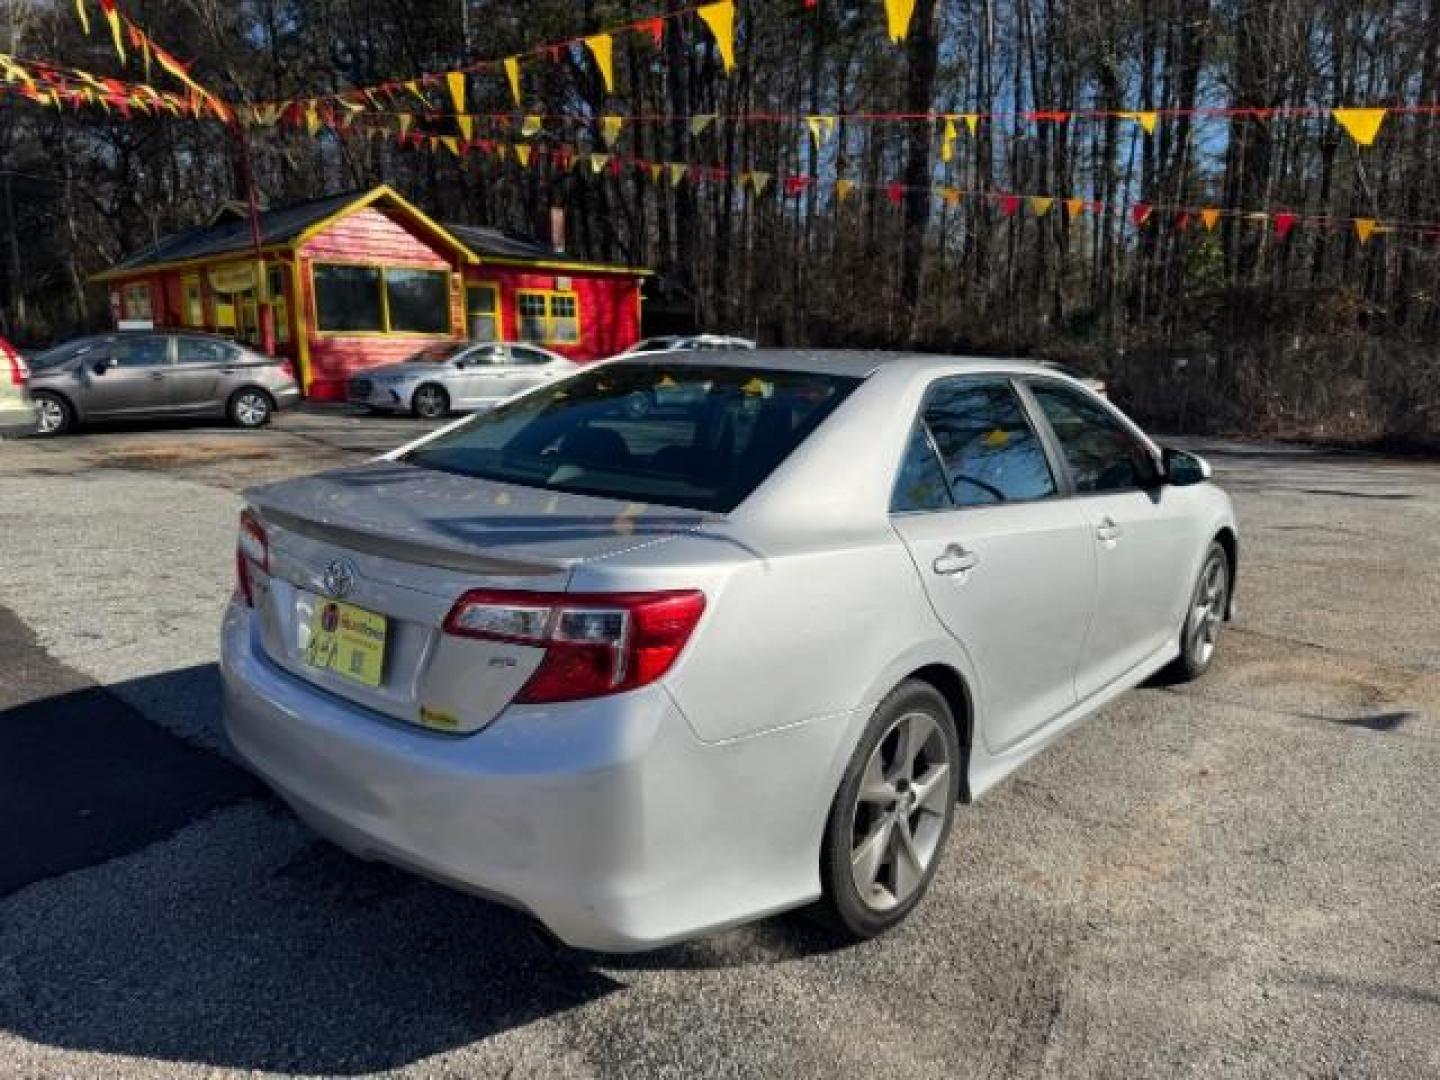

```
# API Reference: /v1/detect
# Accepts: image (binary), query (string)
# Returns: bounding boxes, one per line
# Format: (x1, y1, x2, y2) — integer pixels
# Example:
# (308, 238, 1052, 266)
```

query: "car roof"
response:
(604, 349, 1060, 381)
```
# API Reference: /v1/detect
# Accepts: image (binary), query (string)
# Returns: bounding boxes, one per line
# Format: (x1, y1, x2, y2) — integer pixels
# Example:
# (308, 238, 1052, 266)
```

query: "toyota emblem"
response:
(321, 558, 357, 599)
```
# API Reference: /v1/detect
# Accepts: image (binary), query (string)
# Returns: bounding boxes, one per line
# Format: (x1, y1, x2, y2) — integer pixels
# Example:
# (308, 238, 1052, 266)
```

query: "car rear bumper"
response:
(273, 386, 302, 411)
(220, 601, 831, 951)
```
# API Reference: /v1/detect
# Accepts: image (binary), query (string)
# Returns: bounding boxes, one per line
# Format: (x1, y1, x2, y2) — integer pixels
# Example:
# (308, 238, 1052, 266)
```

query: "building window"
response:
(314, 265, 383, 332)
(466, 284, 499, 341)
(181, 277, 203, 327)
(122, 283, 153, 321)
(385, 268, 449, 333)
(312, 263, 450, 335)
(516, 289, 580, 345)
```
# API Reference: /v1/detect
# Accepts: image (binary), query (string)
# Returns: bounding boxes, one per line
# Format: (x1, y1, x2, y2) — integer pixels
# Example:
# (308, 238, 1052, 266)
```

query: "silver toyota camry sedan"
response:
(222, 351, 1237, 951)
(346, 340, 576, 418)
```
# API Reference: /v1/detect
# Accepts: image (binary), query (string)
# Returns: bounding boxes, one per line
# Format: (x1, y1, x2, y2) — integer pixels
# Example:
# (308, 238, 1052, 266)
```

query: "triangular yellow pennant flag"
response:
(806, 115, 837, 150)
(520, 114, 542, 137)
(494, 142, 508, 161)
(669, 163, 688, 187)
(584, 34, 615, 93)
(884, 0, 918, 42)
(1120, 111, 1158, 135)
(649, 163, 664, 184)
(689, 113, 716, 137)
(1029, 196, 1054, 217)
(750, 171, 771, 195)
(396, 113, 413, 137)
(961, 113, 980, 137)
(102, 3, 124, 60)
(457, 116, 473, 141)
(305, 107, 320, 136)
(834, 178, 855, 202)
(1353, 218, 1377, 244)
(1065, 197, 1086, 220)
(446, 71, 465, 116)
(589, 153, 609, 174)
(427, 136, 440, 154)
(941, 118, 958, 162)
(1333, 108, 1386, 147)
(600, 115, 625, 148)
(441, 136, 460, 157)
(697, 2, 736, 73)
(1200, 208, 1221, 232)
(938, 186, 961, 207)
(503, 57, 521, 106)
(514, 144, 532, 167)
(74, 0, 90, 34)
(405, 80, 428, 105)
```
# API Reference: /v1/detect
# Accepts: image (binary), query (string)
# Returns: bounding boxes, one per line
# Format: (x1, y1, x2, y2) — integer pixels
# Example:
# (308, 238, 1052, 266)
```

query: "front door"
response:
(889, 376, 1096, 752)
(83, 334, 174, 417)
(1024, 378, 1195, 698)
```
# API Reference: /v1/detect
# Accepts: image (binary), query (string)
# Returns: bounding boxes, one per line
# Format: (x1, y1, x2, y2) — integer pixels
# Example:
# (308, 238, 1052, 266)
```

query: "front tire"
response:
(32, 391, 73, 436)
(412, 384, 450, 419)
(228, 388, 273, 429)
(820, 679, 961, 940)
(1165, 541, 1230, 682)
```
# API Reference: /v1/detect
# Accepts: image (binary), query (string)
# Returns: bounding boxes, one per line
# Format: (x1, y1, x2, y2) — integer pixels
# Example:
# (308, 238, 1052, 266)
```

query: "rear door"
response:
(447, 343, 509, 408)
(1023, 378, 1196, 698)
(889, 376, 1096, 752)
(82, 334, 174, 417)
(170, 337, 240, 412)
(500, 344, 570, 398)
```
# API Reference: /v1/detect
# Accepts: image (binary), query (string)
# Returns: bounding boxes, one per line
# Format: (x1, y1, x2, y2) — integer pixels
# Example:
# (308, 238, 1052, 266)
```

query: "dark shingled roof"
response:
(112, 191, 365, 272)
(444, 222, 642, 272)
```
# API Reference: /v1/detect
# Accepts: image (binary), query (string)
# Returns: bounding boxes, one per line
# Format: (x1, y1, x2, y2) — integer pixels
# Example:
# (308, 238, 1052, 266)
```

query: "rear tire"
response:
(32, 391, 73, 436)
(1163, 541, 1230, 683)
(228, 388, 273, 429)
(412, 384, 449, 419)
(819, 679, 961, 940)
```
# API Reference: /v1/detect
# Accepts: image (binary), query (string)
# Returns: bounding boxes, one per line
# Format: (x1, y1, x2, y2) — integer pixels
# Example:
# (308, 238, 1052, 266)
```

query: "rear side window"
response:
(1028, 381, 1158, 492)
(910, 378, 1057, 507)
(176, 339, 236, 365)
(404, 363, 860, 513)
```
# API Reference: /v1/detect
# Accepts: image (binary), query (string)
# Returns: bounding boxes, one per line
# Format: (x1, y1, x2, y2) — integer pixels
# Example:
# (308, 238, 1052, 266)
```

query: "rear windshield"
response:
(403, 363, 861, 513)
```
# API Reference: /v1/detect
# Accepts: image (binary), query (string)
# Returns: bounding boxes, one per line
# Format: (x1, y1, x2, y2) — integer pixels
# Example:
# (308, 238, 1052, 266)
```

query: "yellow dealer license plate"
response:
(305, 600, 387, 687)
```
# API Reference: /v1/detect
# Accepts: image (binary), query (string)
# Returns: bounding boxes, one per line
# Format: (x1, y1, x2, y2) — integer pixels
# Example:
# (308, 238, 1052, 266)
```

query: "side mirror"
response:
(91, 357, 111, 375)
(1163, 446, 1212, 486)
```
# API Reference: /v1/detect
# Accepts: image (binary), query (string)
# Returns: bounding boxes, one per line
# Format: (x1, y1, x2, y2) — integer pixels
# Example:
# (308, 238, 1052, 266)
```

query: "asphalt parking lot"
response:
(1, 408, 1437, 1079)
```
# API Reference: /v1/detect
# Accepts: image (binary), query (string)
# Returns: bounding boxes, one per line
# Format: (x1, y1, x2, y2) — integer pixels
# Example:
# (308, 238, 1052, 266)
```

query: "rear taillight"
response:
(235, 509, 269, 607)
(443, 589, 706, 703)
(4, 350, 24, 386)
(277, 359, 295, 381)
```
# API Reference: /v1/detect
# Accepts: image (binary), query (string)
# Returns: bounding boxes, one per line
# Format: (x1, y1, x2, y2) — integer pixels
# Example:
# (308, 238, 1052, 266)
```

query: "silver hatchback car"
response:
(347, 340, 577, 418)
(27, 331, 300, 435)
(222, 351, 1237, 951)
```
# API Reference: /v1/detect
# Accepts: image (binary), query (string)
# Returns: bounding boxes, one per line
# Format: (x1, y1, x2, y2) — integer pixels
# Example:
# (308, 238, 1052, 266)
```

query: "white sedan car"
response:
(222, 351, 1236, 950)
(346, 341, 576, 418)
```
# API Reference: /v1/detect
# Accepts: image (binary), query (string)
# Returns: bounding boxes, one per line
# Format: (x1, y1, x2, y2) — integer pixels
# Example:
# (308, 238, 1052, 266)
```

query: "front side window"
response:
(403, 363, 860, 513)
(314, 265, 382, 332)
(1028, 381, 1158, 493)
(921, 378, 1057, 507)
(516, 290, 580, 344)
(109, 335, 170, 367)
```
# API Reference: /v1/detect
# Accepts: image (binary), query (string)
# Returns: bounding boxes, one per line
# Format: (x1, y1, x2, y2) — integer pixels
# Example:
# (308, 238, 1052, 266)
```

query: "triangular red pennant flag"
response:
(999, 194, 1021, 217)
(1131, 203, 1152, 227)
(886, 182, 905, 206)
(1176, 211, 1191, 231)
(1274, 212, 1297, 239)
(640, 17, 665, 47)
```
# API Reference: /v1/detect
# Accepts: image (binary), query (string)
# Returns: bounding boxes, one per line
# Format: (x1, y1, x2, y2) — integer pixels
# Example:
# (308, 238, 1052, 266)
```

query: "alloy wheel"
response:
(1187, 554, 1228, 667)
(35, 395, 66, 435)
(414, 386, 447, 418)
(233, 391, 270, 427)
(849, 710, 952, 912)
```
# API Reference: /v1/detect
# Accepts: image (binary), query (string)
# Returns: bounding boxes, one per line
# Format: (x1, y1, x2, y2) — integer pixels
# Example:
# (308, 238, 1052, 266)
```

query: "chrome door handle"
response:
(933, 543, 980, 577)
(1096, 516, 1124, 545)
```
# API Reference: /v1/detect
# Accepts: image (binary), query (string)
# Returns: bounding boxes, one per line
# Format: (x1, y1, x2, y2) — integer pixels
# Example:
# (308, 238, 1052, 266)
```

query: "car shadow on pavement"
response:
(0, 658, 845, 1074)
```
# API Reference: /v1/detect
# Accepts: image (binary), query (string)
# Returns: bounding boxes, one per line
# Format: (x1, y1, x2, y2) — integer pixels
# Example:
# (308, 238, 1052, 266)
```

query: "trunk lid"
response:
(243, 460, 709, 733)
